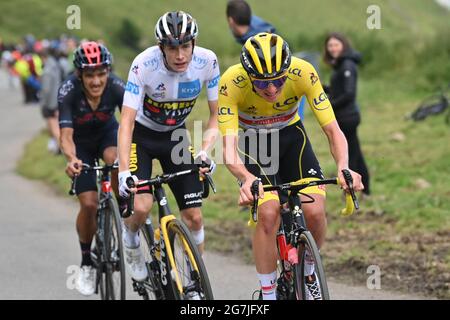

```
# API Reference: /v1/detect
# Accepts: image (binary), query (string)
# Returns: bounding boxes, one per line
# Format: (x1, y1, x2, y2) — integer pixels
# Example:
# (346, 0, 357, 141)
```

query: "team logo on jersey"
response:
(207, 75, 220, 89)
(232, 75, 247, 88)
(144, 96, 197, 110)
(178, 79, 201, 98)
(310, 73, 319, 86)
(273, 96, 300, 111)
(312, 92, 330, 110)
(192, 55, 208, 69)
(125, 81, 140, 95)
(156, 83, 166, 91)
(245, 105, 257, 115)
(143, 56, 160, 71)
(151, 83, 166, 98)
(219, 85, 228, 96)
(218, 107, 234, 115)
(57, 80, 74, 102)
(213, 59, 218, 69)
(288, 68, 302, 77)
(132, 65, 139, 74)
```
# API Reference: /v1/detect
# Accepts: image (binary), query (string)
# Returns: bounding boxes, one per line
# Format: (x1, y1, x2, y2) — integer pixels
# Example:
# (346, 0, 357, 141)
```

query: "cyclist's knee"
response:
(257, 202, 280, 234)
(182, 207, 203, 229)
(80, 199, 98, 215)
(102, 147, 117, 165)
(134, 196, 153, 218)
(303, 202, 326, 225)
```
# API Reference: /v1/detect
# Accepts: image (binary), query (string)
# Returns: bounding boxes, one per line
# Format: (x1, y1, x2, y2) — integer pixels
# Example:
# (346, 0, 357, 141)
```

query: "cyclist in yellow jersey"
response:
(218, 33, 364, 300)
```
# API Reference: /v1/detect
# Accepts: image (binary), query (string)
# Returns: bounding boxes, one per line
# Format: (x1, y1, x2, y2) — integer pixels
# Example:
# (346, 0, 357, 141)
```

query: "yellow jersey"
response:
(218, 57, 336, 136)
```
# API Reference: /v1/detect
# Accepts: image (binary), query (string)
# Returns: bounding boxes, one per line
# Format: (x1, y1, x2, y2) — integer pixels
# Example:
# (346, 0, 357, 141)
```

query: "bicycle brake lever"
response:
(250, 179, 261, 222)
(205, 173, 217, 194)
(69, 175, 78, 196)
(341, 169, 359, 210)
(122, 176, 136, 218)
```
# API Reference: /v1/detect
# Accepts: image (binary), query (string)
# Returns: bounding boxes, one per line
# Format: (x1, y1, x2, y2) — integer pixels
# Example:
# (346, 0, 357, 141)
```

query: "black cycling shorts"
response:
(238, 120, 325, 204)
(74, 127, 118, 195)
(130, 121, 203, 210)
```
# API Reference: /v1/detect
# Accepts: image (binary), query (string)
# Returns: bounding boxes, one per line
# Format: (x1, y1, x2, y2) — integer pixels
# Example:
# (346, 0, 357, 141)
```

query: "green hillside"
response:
(6, 0, 450, 298)
(1, 0, 449, 78)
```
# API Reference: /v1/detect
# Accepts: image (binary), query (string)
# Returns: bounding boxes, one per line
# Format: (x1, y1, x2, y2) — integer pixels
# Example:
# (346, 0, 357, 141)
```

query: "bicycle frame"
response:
(249, 172, 358, 300)
(69, 161, 124, 299)
(128, 168, 209, 298)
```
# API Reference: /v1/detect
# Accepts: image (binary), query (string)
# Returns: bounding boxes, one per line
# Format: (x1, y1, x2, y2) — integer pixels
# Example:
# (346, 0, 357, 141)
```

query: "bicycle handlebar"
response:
(249, 169, 359, 223)
(68, 163, 119, 196)
(121, 162, 216, 218)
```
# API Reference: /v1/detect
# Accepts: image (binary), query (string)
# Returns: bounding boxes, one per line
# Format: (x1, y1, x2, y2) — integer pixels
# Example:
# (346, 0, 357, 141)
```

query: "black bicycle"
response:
(407, 84, 450, 123)
(250, 169, 359, 300)
(123, 166, 215, 300)
(69, 161, 126, 300)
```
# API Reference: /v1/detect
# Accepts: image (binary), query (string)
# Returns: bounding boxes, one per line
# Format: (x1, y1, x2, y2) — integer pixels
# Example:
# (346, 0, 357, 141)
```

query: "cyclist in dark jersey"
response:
(58, 41, 125, 296)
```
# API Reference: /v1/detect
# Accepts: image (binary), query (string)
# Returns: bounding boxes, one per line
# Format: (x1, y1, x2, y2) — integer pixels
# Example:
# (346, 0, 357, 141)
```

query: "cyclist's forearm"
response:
(60, 129, 77, 162)
(202, 113, 219, 152)
(201, 100, 219, 152)
(118, 122, 134, 172)
(223, 135, 253, 183)
(323, 122, 349, 170)
(118, 106, 137, 172)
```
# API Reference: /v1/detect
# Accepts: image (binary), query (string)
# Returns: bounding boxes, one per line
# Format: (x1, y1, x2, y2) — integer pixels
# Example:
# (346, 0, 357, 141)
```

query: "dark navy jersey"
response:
(58, 73, 125, 142)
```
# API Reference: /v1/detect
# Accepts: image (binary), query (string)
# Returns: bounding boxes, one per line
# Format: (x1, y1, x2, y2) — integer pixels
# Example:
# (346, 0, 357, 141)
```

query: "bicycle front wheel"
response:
(294, 231, 330, 300)
(164, 219, 213, 300)
(102, 199, 126, 300)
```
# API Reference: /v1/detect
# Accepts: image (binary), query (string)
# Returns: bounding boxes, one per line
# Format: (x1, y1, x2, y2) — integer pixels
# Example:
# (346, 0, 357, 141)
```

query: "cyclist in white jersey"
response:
(118, 11, 220, 282)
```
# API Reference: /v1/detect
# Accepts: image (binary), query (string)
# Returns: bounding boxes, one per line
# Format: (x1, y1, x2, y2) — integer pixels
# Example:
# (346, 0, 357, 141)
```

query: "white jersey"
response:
(123, 46, 220, 131)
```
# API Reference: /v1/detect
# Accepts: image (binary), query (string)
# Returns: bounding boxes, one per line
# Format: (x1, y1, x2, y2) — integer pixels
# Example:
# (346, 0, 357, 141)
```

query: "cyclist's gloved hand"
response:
(118, 170, 138, 198)
(195, 150, 216, 175)
(338, 168, 364, 192)
(66, 158, 82, 178)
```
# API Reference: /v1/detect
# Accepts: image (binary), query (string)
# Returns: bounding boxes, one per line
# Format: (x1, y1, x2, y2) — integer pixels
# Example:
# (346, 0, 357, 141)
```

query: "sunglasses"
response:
(252, 76, 288, 90)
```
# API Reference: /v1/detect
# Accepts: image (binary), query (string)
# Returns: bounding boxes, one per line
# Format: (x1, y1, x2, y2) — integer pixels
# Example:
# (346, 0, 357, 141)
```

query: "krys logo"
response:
(178, 79, 201, 99)
(313, 92, 330, 110)
(125, 81, 140, 95)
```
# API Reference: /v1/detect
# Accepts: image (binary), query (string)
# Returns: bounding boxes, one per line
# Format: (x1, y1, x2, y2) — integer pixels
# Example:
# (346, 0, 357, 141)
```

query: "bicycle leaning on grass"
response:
(123, 164, 216, 300)
(69, 161, 126, 300)
(249, 169, 359, 300)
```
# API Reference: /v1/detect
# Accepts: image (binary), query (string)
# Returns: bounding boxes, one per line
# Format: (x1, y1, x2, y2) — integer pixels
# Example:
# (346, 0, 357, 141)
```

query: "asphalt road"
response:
(0, 70, 427, 300)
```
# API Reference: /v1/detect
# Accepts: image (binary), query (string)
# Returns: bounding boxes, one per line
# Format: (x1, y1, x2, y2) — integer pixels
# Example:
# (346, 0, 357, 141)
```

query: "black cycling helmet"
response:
(241, 33, 291, 79)
(73, 41, 112, 70)
(154, 11, 198, 46)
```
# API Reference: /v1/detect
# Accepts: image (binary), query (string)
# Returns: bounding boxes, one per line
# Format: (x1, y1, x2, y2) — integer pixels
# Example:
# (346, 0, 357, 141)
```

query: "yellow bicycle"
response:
(123, 167, 215, 300)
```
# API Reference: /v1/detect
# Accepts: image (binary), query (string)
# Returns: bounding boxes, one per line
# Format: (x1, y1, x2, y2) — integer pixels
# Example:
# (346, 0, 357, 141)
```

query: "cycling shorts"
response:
(238, 120, 326, 206)
(74, 127, 118, 195)
(130, 121, 203, 210)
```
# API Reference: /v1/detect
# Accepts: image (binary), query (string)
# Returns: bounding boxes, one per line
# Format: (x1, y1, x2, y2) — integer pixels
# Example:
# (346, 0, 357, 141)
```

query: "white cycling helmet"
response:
(154, 11, 198, 46)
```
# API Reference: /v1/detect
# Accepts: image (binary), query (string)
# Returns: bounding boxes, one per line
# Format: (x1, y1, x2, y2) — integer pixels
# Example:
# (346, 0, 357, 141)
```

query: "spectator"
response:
(226, 0, 306, 120)
(226, 0, 276, 45)
(323, 32, 370, 197)
(40, 44, 63, 154)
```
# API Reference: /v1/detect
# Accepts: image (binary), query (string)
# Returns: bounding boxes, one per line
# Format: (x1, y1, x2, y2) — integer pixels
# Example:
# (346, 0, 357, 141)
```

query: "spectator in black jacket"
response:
(324, 32, 370, 196)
